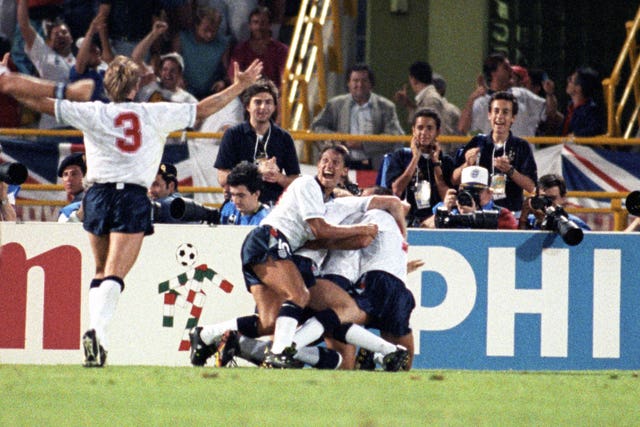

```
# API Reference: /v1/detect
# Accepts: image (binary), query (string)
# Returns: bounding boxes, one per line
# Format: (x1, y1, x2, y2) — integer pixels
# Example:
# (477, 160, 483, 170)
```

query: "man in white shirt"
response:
(17, 0, 75, 129)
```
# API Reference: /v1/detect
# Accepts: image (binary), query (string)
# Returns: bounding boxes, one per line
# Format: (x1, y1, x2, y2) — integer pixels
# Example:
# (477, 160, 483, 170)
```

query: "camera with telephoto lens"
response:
(0, 162, 28, 185)
(434, 207, 499, 229)
(626, 190, 640, 216)
(170, 197, 220, 224)
(529, 194, 583, 246)
(457, 189, 481, 208)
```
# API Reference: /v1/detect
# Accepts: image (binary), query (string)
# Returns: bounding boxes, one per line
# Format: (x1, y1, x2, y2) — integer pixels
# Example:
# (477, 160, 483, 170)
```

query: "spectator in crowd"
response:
(383, 108, 454, 226)
(12, 1, 65, 75)
(192, 0, 230, 39)
(0, 181, 17, 221)
(57, 152, 86, 222)
(70, 14, 113, 102)
(132, 21, 197, 104)
(458, 52, 560, 138)
(173, 6, 231, 99)
(214, 78, 300, 205)
(148, 162, 185, 223)
(424, 165, 517, 230)
(394, 61, 459, 136)
(519, 173, 591, 231)
(526, 67, 564, 136)
(560, 66, 605, 137)
(220, 161, 269, 225)
(311, 63, 404, 170)
(227, 6, 287, 91)
(17, 0, 75, 129)
(453, 91, 538, 213)
(97, 0, 162, 56)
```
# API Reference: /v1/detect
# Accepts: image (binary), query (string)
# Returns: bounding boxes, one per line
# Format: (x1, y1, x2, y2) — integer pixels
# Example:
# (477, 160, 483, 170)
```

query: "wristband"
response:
(432, 161, 442, 167)
(55, 82, 67, 100)
(506, 166, 515, 177)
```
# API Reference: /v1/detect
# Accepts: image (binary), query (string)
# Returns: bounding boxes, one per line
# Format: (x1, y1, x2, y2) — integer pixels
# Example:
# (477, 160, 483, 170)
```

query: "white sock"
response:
(200, 318, 238, 345)
(292, 317, 325, 349)
(270, 315, 298, 354)
(93, 279, 121, 350)
(88, 287, 101, 332)
(345, 324, 396, 355)
(294, 346, 320, 366)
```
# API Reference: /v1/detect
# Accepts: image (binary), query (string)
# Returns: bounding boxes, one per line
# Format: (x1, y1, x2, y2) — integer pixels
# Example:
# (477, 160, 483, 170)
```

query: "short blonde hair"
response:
(104, 56, 141, 102)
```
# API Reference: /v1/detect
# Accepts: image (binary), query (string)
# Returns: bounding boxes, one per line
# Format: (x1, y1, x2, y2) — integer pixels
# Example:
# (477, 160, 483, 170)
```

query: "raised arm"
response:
(195, 60, 262, 120)
(0, 53, 94, 114)
(17, 0, 37, 50)
(131, 20, 168, 68)
(75, 15, 104, 75)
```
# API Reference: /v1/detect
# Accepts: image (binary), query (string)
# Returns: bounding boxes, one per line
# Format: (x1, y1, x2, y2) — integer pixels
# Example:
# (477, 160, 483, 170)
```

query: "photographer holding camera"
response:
(149, 162, 221, 225)
(57, 152, 86, 223)
(220, 161, 270, 225)
(148, 162, 184, 224)
(423, 165, 517, 229)
(519, 174, 590, 232)
(384, 108, 454, 227)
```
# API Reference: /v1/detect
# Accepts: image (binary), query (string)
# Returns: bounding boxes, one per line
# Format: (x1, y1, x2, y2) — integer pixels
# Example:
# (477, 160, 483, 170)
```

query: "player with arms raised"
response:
(0, 54, 263, 367)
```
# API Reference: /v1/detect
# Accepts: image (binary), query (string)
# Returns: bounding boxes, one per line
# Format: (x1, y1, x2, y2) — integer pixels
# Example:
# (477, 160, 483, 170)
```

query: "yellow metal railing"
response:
(280, 0, 351, 138)
(603, 6, 640, 137)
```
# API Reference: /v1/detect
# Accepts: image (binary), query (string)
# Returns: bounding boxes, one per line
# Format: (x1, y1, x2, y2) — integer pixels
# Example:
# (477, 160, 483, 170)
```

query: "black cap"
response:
(158, 162, 178, 186)
(57, 153, 86, 177)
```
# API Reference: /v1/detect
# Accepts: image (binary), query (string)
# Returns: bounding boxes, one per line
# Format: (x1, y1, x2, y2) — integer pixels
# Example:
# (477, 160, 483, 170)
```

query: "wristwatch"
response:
(431, 160, 442, 167)
(506, 166, 515, 177)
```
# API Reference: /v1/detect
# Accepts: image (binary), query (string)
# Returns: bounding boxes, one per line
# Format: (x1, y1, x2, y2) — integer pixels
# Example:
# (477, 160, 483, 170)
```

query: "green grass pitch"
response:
(1, 365, 638, 426)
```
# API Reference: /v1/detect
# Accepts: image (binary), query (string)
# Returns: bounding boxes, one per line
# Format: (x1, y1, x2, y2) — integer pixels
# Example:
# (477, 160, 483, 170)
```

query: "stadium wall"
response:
(1, 223, 638, 370)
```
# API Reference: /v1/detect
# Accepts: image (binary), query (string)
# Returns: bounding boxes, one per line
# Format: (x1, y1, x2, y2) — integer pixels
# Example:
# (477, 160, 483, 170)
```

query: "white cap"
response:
(461, 166, 489, 187)
(160, 52, 185, 72)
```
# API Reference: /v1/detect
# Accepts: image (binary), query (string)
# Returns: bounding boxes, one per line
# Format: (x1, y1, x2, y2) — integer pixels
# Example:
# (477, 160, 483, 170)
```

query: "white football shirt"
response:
(358, 209, 407, 281)
(55, 100, 196, 188)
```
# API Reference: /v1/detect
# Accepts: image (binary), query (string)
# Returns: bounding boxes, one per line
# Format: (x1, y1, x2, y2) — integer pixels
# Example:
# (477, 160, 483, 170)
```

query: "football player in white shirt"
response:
(190, 146, 378, 368)
(0, 54, 263, 367)
(234, 146, 379, 366)
(289, 198, 412, 371)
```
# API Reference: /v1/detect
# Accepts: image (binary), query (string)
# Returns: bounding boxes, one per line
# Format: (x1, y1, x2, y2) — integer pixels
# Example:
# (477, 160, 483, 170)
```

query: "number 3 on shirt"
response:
(114, 112, 142, 152)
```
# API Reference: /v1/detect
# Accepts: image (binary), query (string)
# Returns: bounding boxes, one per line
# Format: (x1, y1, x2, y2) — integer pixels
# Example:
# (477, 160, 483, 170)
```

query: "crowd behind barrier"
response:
(1, 128, 638, 231)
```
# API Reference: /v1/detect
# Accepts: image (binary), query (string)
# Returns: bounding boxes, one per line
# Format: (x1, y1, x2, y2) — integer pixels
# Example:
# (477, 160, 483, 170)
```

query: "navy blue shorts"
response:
(319, 274, 353, 293)
(352, 271, 415, 336)
(83, 183, 154, 236)
(241, 226, 316, 290)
